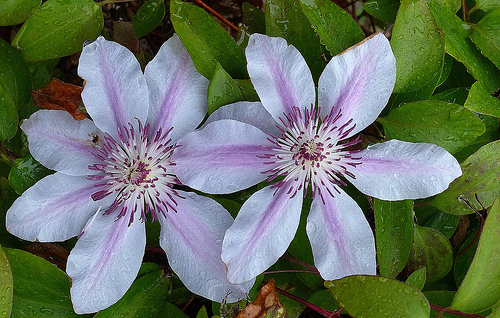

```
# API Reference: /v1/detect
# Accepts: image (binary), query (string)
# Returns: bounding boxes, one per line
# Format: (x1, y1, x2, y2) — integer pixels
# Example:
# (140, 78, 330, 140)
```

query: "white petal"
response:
(348, 139, 462, 200)
(307, 188, 376, 280)
(172, 119, 270, 194)
(159, 191, 254, 303)
(202, 101, 282, 137)
(318, 33, 396, 138)
(21, 110, 102, 176)
(6, 172, 113, 242)
(222, 183, 303, 284)
(78, 36, 148, 140)
(67, 209, 146, 314)
(246, 33, 315, 122)
(145, 34, 209, 143)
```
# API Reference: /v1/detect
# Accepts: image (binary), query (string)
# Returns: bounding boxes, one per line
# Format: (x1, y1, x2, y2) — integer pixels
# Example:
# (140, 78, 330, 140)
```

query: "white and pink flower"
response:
(6, 35, 253, 314)
(171, 33, 462, 284)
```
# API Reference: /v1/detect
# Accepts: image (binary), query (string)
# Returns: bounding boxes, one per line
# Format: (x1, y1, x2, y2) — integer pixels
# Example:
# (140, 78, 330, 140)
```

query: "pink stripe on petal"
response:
(159, 191, 254, 302)
(222, 182, 303, 284)
(79, 37, 148, 139)
(172, 119, 271, 194)
(246, 34, 315, 122)
(307, 188, 376, 280)
(21, 110, 102, 176)
(318, 33, 396, 138)
(67, 209, 146, 314)
(145, 35, 209, 143)
(6, 173, 114, 242)
(348, 139, 462, 200)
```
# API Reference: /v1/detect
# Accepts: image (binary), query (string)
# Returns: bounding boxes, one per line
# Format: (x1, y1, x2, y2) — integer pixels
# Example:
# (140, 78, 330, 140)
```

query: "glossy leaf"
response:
(299, 0, 364, 56)
(424, 211, 460, 239)
(160, 303, 188, 318)
(431, 140, 500, 215)
(8, 155, 52, 194)
(424, 290, 462, 318)
(465, 81, 500, 118)
(430, 87, 470, 105)
(470, 0, 500, 15)
(391, 0, 445, 93)
(170, 0, 247, 79)
(0, 246, 13, 317)
(94, 270, 170, 318)
(374, 199, 414, 279)
(266, 0, 326, 81)
(406, 268, 427, 290)
(326, 276, 430, 318)
(428, 0, 500, 92)
(470, 9, 500, 69)
(4, 248, 81, 317)
(451, 198, 500, 313)
(132, 0, 166, 38)
(237, 2, 266, 49)
(207, 63, 244, 114)
(378, 100, 486, 154)
(11, 0, 103, 62)
(0, 39, 31, 141)
(363, 0, 400, 23)
(407, 225, 453, 282)
(0, 0, 41, 26)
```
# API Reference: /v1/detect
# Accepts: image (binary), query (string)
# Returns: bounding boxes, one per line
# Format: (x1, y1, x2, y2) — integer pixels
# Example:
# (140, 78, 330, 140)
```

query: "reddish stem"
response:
(274, 286, 340, 318)
(431, 304, 485, 318)
(192, 0, 239, 32)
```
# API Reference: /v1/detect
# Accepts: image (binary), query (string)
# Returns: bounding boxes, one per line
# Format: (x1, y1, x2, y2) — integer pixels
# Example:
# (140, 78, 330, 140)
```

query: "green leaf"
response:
(8, 155, 52, 194)
(424, 211, 460, 239)
(132, 0, 166, 38)
(308, 290, 340, 312)
(208, 63, 244, 114)
(451, 198, 500, 313)
(237, 2, 266, 49)
(470, 0, 500, 15)
(424, 290, 462, 318)
(374, 199, 414, 279)
(378, 100, 486, 154)
(94, 270, 169, 318)
(391, 0, 445, 93)
(406, 267, 427, 290)
(0, 39, 32, 141)
(170, 0, 247, 79)
(363, 0, 400, 23)
(299, 0, 364, 56)
(407, 225, 453, 282)
(0, 246, 13, 317)
(196, 306, 209, 318)
(430, 87, 470, 105)
(266, 0, 326, 81)
(11, 0, 103, 62)
(160, 303, 188, 318)
(428, 0, 500, 92)
(4, 248, 82, 317)
(326, 276, 430, 318)
(431, 140, 500, 215)
(470, 9, 500, 69)
(465, 81, 500, 117)
(0, 0, 41, 26)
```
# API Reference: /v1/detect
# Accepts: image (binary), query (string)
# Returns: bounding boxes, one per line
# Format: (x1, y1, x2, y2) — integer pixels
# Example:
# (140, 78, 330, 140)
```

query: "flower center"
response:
(260, 106, 362, 202)
(87, 121, 181, 225)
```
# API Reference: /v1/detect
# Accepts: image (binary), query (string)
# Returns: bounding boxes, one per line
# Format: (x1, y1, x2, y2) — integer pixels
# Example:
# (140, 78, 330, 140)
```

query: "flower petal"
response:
(6, 172, 113, 242)
(222, 183, 303, 284)
(307, 188, 376, 280)
(145, 34, 209, 143)
(318, 33, 396, 138)
(203, 101, 282, 137)
(78, 36, 148, 140)
(347, 139, 462, 200)
(67, 209, 146, 314)
(246, 33, 315, 122)
(172, 119, 270, 194)
(21, 110, 102, 176)
(159, 191, 254, 303)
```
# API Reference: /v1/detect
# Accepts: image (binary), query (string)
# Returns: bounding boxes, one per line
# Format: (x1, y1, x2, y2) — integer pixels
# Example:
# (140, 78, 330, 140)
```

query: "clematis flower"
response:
(6, 35, 253, 314)
(171, 33, 462, 284)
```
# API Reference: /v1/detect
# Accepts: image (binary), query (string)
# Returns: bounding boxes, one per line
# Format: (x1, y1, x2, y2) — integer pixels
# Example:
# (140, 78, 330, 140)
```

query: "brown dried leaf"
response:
(24, 242, 70, 271)
(236, 279, 287, 318)
(31, 78, 87, 120)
